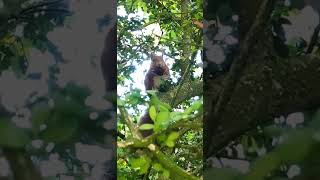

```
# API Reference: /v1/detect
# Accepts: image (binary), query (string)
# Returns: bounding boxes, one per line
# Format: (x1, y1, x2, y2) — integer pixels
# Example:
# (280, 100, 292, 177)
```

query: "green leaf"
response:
(149, 106, 157, 121)
(139, 124, 154, 130)
(167, 132, 179, 141)
(250, 137, 259, 153)
(159, 103, 171, 112)
(117, 98, 125, 106)
(0, 118, 31, 148)
(165, 132, 179, 147)
(154, 111, 171, 133)
(191, 99, 202, 110)
(163, 170, 170, 178)
(184, 99, 202, 114)
(149, 93, 160, 106)
(166, 140, 175, 148)
(53, 93, 87, 118)
(31, 103, 51, 134)
(153, 163, 163, 171)
(130, 156, 151, 175)
(64, 83, 90, 99)
(170, 112, 183, 121)
(156, 111, 170, 123)
(157, 134, 167, 143)
(40, 114, 78, 143)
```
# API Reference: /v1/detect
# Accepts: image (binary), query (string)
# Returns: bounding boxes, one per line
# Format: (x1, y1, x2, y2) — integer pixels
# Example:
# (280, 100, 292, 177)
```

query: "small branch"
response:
(118, 106, 142, 139)
(117, 138, 152, 148)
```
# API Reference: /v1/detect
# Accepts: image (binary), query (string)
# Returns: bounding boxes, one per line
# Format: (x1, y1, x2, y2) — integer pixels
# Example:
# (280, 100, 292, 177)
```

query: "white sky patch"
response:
(75, 143, 113, 165)
(27, 48, 56, 80)
(0, 157, 10, 177)
(287, 164, 301, 178)
(118, 6, 126, 17)
(0, 0, 4, 9)
(286, 112, 304, 128)
(87, 163, 106, 180)
(46, 0, 115, 109)
(205, 41, 225, 65)
(39, 154, 67, 177)
(220, 158, 250, 174)
(282, 6, 319, 44)
(103, 113, 116, 130)
(0, 70, 49, 112)
(14, 24, 25, 38)
(214, 24, 233, 41)
(209, 157, 249, 174)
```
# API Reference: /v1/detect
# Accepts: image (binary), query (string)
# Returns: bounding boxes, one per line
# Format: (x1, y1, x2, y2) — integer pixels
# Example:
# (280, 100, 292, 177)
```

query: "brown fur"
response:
(144, 55, 170, 91)
(139, 54, 170, 137)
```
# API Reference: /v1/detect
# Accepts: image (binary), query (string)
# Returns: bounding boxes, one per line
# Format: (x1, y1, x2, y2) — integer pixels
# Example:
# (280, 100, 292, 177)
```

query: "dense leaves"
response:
(117, 0, 203, 179)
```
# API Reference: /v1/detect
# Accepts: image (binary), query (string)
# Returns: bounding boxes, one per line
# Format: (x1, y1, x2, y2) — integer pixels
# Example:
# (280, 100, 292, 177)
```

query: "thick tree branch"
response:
(205, 54, 320, 158)
(158, 80, 203, 107)
(147, 144, 199, 180)
(2, 148, 42, 180)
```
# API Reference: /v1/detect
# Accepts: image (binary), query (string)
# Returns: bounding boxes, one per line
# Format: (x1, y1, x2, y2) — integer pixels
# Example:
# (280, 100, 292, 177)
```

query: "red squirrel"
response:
(139, 54, 170, 137)
(144, 54, 170, 91)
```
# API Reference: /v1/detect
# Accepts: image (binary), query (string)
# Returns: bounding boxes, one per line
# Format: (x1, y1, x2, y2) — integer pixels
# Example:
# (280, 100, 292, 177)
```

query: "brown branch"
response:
(158, 79, 203, 107)
(205, 54, 320, 158)
(118, 106, 142, 139)
(2, 148, 42, 180)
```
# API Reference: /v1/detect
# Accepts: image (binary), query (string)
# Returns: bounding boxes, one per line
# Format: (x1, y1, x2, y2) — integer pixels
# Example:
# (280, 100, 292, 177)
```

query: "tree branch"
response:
(205, 54, 320, 158)
(118, 106, 142, 139)
(159, 80, 203, 107)
(147, 144, 199, 180)
(2, 148, 42, 180)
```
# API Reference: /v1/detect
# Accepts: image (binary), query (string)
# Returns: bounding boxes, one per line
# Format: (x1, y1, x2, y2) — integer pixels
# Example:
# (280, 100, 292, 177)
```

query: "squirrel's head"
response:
(151, 54, 165, 66)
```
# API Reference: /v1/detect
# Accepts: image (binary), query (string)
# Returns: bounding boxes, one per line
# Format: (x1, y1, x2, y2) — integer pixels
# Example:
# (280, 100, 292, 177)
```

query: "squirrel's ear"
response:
(151, 53, 157, 61)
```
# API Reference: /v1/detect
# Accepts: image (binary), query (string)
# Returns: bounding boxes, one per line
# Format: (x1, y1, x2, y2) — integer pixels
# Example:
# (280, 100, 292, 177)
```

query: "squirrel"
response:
(139, 54, 170, 137)
(144, 54, 170, 91)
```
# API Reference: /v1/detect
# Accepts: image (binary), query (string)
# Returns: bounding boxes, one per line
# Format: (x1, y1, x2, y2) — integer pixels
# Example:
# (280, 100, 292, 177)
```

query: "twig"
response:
(118, 106, 142, 139)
